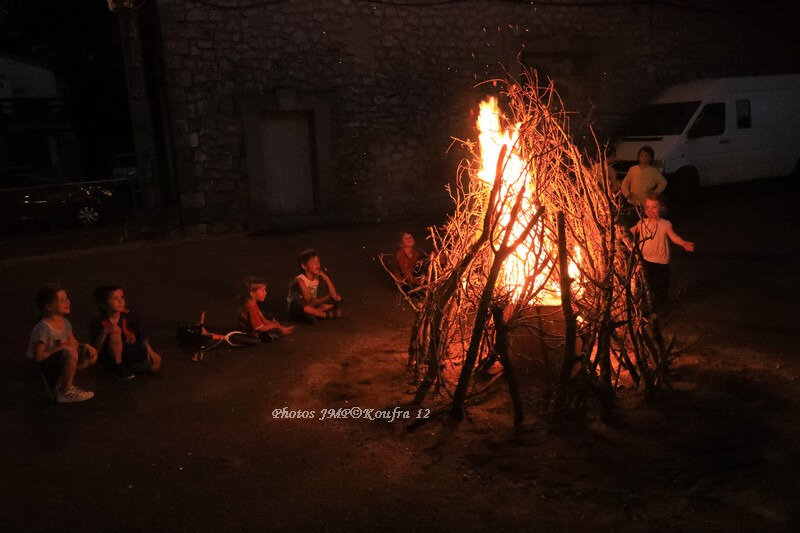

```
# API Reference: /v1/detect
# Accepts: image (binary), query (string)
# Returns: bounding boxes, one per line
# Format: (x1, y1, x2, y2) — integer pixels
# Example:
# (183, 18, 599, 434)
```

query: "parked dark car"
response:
(0, 169, 121, 235)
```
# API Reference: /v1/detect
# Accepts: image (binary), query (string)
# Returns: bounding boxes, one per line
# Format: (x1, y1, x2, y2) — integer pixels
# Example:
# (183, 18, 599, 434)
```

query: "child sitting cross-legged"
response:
(90, 285, 162, 381)
(239, 277, 294, 341)
(287, 249, 342, 324)
(27, 284, 97, 403)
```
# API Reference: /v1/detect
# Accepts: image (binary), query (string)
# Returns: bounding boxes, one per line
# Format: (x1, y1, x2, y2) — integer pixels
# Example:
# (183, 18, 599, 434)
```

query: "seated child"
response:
(287, 249, 342, 324)
(239, 276, 294, 341)
(630, 193, 695, 313)
(393, 231, 425, 291)
(27, 284, 97, 403)
(90, 285, 162, 380)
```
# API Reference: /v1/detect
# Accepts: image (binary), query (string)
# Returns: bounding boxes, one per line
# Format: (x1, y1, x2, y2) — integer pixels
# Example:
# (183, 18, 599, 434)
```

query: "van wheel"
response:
(668, 168, 699, 202)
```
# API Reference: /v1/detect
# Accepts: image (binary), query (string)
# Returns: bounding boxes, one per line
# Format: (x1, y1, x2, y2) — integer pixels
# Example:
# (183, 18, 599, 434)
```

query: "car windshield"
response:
(623, 101, 702, 136)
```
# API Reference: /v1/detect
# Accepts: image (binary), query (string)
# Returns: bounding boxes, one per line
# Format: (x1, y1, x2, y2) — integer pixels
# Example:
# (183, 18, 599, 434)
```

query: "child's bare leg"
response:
(324, 303, 342, 318)
(59, 348, 78, 392)
(303, 305, 329, 318)
(107, 332, 124, 365)
(76, 344, 96, 370)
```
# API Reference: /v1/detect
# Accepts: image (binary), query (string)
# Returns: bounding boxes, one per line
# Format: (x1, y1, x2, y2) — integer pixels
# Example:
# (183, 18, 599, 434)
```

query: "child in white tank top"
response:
(287, 249, 342, 324)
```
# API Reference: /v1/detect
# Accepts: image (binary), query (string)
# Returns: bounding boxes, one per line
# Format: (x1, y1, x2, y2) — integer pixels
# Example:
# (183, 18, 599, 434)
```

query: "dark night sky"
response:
(0, 0, 133, 179)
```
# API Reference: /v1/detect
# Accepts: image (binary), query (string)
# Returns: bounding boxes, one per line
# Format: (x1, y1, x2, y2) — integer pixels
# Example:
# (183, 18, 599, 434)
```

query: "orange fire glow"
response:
(476, 97, 580, 305)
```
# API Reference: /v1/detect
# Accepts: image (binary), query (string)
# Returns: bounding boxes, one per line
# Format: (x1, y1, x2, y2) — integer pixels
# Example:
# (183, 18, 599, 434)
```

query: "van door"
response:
(684, 100, 733, 185)
(729, 97, 763, 180)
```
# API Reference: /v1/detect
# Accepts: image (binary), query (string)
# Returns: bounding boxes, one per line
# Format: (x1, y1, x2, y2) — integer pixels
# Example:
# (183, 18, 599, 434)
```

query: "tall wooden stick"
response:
(491, 305, 523, 428)
(551, 211, 577, 422)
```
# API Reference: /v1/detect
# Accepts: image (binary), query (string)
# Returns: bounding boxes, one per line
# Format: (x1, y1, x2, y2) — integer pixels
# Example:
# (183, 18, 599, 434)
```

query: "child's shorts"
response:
(288, 300, 310, 322)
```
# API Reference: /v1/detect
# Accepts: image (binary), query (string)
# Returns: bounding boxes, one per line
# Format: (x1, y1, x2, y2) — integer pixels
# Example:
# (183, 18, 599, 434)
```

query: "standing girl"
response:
(631, 194, 695, 312)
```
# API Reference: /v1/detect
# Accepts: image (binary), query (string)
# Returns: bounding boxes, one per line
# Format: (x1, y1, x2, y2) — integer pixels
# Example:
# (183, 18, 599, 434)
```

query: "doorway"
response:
(249, 110, 317, 216)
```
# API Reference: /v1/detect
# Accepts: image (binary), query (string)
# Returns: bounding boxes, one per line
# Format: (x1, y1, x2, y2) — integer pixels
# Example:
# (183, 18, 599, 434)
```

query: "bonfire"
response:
(393, 73, 673, 426)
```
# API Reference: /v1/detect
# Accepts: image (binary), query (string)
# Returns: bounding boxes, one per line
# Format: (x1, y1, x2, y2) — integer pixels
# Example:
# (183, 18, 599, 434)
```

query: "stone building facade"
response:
(128, 0, 800, 234)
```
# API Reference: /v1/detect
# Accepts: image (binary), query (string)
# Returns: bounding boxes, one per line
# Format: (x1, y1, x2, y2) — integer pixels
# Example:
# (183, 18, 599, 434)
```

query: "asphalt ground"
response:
(1, 178, 799, 530)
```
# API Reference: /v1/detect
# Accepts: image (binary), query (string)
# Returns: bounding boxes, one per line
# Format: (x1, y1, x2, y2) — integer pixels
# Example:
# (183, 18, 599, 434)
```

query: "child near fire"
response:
(27, 284, 97, 403)
(393, 231, 425, 292)
(90, 285, 162, 380)
(239, 277, 294, 341)
(631, 194, 695, 313)
(287, 249, 342, 324)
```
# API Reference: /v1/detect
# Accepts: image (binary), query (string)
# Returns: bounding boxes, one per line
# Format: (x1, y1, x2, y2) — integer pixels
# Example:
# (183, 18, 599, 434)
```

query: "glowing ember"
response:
(475, 97, 580, 305)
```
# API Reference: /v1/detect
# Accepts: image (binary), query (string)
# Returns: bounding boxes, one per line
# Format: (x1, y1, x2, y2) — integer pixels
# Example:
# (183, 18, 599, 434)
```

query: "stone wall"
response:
(152, 0, 800, 233)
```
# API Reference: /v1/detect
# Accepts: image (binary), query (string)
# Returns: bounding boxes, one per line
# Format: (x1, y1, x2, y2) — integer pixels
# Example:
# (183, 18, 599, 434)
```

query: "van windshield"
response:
(624, 101, 701, 136)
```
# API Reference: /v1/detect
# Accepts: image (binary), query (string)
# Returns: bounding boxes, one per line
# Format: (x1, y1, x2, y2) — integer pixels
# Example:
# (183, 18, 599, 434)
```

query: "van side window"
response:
(687, 102, 726, 138)
(736, 99, 751, 129)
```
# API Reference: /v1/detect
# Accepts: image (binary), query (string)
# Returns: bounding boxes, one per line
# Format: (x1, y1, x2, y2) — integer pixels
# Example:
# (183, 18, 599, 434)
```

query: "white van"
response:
(614, 74, 800, 195)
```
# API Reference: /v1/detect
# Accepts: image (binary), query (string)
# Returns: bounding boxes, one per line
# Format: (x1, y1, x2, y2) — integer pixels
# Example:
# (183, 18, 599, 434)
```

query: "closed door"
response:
(251, 111, 315, 215)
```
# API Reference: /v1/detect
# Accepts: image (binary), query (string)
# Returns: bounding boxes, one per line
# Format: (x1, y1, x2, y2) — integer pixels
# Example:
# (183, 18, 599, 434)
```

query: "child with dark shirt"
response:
(238, 277, 294, 341)
(90, 285, 162, 380)
(27, 284, 97, 403)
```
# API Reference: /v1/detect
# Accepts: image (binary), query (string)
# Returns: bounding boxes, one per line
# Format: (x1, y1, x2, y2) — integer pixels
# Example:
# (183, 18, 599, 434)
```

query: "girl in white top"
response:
(28, 285, 98, 403)
(631, 194, 695, 312)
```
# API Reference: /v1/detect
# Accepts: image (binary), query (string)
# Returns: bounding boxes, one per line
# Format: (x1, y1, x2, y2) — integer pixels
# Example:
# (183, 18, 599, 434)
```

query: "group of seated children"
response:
(27, 284, 162, 404)
(27, 249, 345, 404)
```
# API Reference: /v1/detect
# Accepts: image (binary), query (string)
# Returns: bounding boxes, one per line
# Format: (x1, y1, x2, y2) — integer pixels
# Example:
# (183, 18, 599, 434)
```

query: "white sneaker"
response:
(55, 386, 94, 403)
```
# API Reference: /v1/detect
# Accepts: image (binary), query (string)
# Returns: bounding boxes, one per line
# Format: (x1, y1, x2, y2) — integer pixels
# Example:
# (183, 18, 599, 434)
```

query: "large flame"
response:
(476, 97, 580, 305)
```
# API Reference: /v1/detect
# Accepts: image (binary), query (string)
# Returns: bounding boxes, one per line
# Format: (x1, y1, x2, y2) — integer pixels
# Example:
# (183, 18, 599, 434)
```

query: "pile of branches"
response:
(394, 75, 674, 427)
